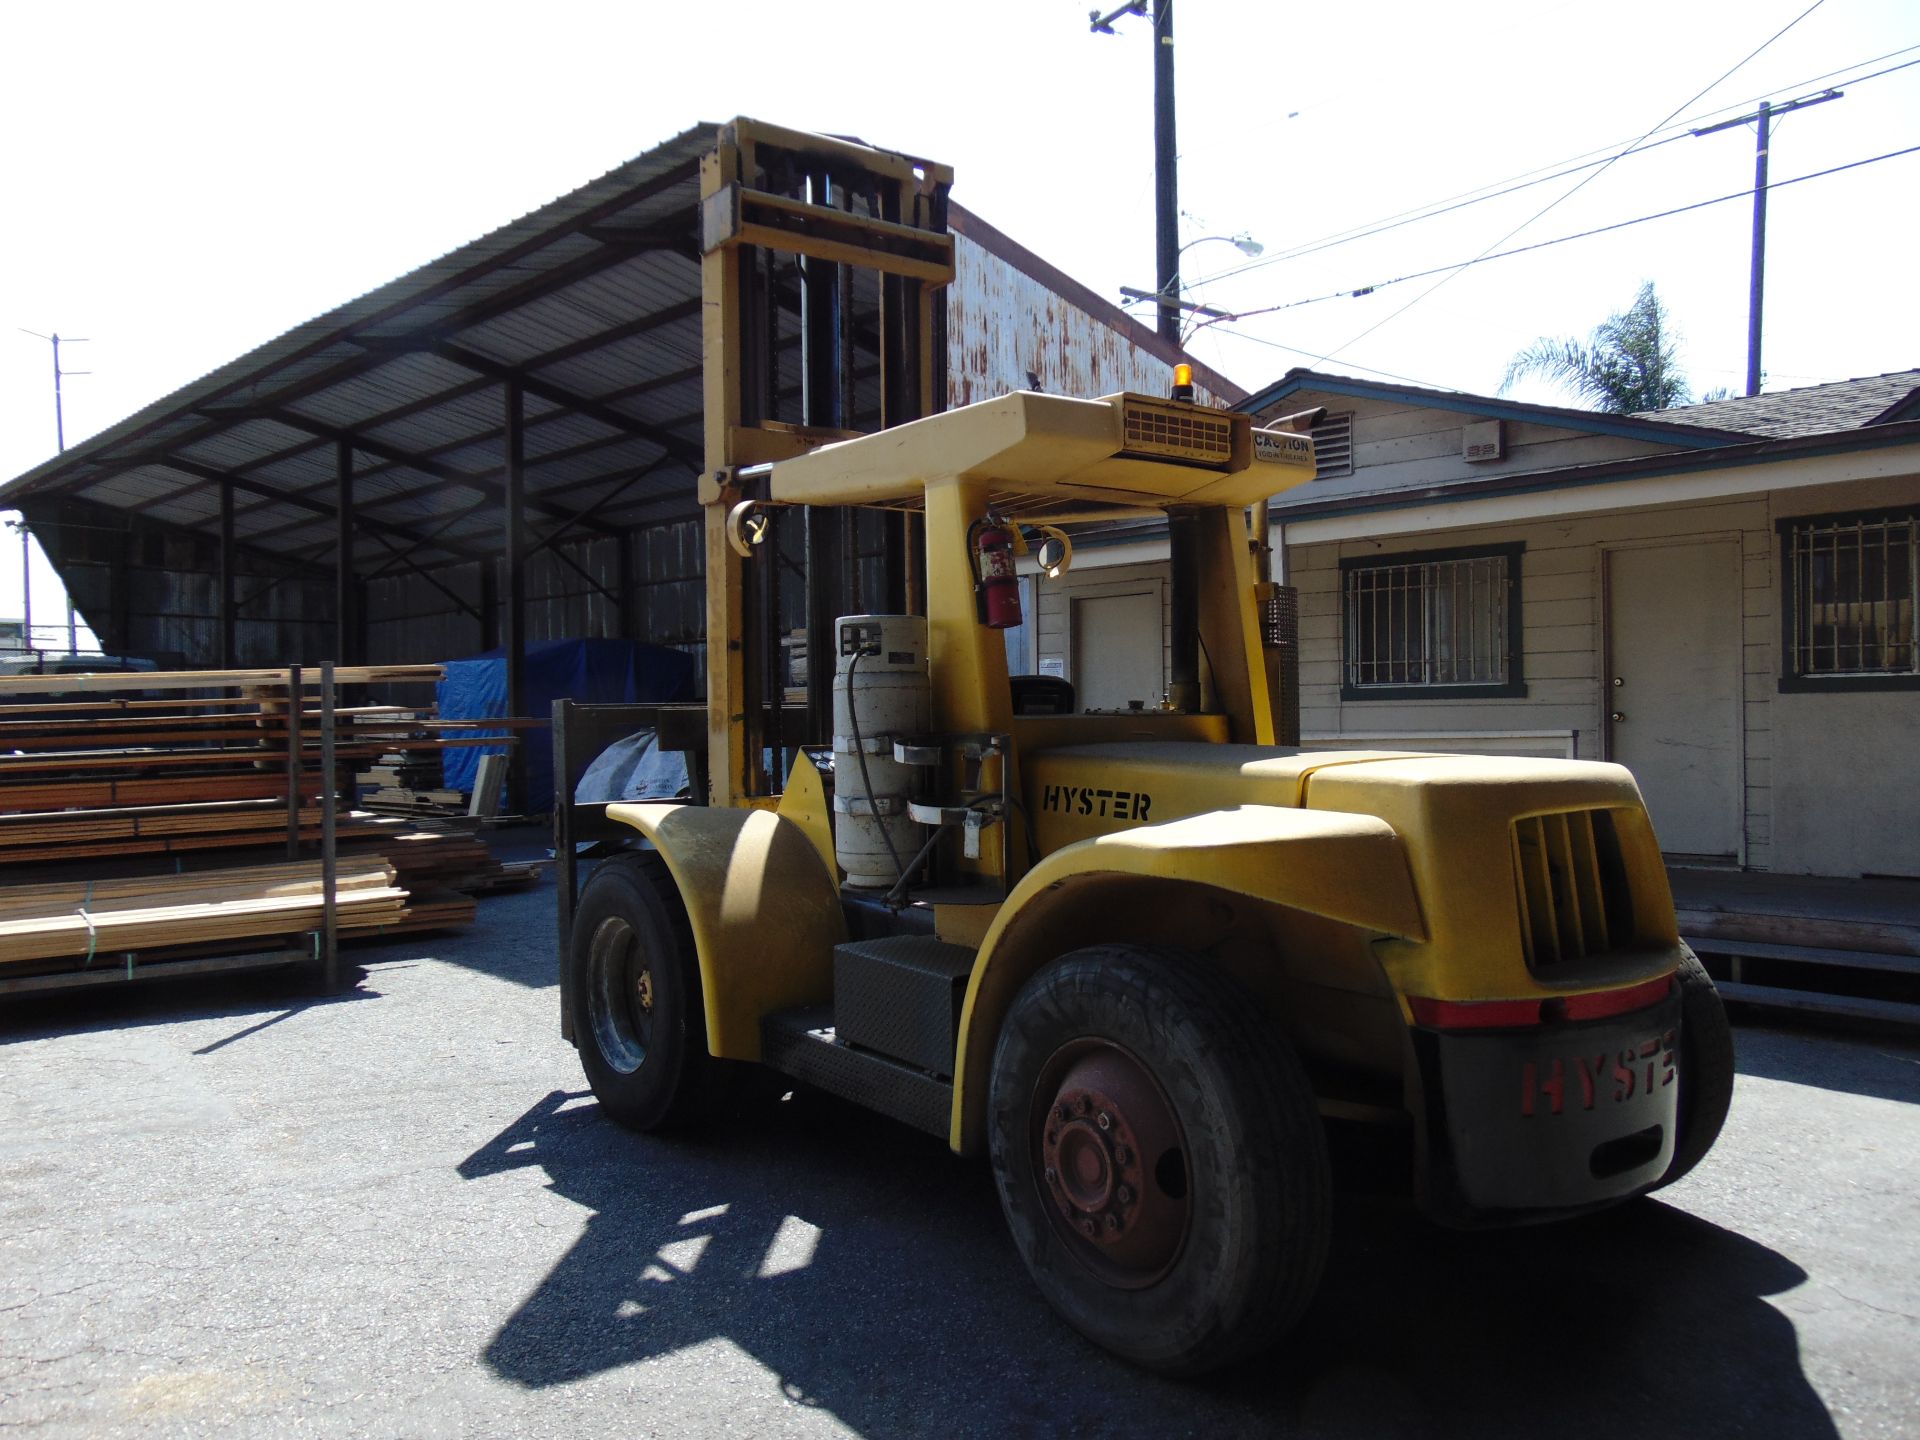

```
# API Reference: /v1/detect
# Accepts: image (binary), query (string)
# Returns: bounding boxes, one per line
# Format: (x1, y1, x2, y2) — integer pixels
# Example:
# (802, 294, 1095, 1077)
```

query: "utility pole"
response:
(1092, 0, 1180, 343)
(1691, 88, 1841, 397)
(19, 329, 91, 653)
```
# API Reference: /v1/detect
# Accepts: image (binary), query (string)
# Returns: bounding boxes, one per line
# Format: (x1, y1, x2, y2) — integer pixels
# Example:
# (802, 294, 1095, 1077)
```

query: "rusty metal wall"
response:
(946, 232, 1227, 408)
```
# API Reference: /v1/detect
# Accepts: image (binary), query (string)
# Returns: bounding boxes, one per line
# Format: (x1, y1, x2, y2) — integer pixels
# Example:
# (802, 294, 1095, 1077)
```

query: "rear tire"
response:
(988, 945, 1330, 1377)
(567, 852, 733, 1131)
(1650, 951, 1735, 1189)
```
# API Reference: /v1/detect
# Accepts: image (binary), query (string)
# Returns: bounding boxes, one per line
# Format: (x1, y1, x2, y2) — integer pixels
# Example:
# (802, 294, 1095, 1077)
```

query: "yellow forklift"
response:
(553, 120, 1734, 1376)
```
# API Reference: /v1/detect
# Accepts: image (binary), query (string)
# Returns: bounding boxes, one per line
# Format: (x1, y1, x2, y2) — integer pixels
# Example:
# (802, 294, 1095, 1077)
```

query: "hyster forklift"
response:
(553, 120, 1734, 1376)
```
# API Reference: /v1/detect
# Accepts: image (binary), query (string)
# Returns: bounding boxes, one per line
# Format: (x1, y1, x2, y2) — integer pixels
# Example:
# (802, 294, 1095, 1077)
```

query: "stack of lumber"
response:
(0, 860, 409, 967)
(351, 816, 546, 895)
(362, 784, 470, 818)
(357, 756, 463, 816)
(0, 664, 534, 873)
(0, 665, 546, 991)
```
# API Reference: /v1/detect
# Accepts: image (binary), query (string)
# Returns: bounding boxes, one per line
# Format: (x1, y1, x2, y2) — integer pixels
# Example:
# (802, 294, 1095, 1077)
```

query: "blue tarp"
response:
(436, 638, 697, 814)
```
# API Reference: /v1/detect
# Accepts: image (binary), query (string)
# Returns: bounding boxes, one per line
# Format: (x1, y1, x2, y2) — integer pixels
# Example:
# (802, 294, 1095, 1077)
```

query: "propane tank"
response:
(832, 614, 930, 889)
(973, 518, 1022, 629)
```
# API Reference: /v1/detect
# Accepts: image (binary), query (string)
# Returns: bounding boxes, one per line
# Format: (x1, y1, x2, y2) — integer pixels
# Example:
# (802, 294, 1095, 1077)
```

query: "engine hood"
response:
(1022, 742, 1422, 852)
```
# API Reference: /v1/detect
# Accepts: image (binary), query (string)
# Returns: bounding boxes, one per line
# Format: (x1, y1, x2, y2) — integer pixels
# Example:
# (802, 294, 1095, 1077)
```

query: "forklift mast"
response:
(697, 119, 955, 809)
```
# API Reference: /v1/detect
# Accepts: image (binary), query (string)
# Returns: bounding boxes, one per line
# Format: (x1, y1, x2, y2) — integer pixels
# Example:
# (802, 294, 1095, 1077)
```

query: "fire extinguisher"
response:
(971, 516, 1022, 629)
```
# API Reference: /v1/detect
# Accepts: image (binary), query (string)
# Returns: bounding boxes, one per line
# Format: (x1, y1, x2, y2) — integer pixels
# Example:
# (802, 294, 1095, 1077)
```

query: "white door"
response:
(1605, 540, 1743, 861)
(1073, 590, 1163, 711)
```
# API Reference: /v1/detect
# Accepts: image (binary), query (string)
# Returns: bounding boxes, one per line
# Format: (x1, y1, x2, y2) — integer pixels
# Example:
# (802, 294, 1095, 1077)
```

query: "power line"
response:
(1186, 24, 1910, 295)
(1206, 330, 1456, 392)
(1192, 142, 1920, 335)
(1316, 0, 1833, 364)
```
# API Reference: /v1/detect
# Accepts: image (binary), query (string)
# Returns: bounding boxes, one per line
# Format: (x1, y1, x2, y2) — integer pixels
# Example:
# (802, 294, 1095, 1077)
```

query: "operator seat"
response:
(1010, 674, 1075, 716)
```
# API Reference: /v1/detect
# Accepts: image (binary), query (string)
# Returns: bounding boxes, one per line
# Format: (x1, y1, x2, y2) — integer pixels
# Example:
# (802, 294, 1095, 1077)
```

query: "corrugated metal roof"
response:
(2, 118, 1243, 577)
(0, 122, 718, 569)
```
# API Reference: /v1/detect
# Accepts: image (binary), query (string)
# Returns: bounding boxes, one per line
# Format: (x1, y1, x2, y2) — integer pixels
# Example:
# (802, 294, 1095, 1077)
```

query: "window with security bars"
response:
(1341, 544, 1523, 698)
(1781, 511, 1918, 688)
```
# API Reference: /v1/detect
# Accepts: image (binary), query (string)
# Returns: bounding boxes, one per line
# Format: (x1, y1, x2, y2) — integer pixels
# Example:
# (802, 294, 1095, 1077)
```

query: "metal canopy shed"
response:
(0, 119, 1239, 675)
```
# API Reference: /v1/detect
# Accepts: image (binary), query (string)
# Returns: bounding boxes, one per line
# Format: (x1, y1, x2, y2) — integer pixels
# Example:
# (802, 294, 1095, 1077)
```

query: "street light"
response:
(1121, 233, 1263, 336)
(1180, 233, 1263, 260)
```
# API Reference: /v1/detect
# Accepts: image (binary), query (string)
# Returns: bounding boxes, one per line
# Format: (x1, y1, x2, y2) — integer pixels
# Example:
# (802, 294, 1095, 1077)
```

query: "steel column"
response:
(335, 439, 361, 663)
(615, 529, 641, 640)
(479, 559, 500, 652)
(319, 662, 339, 993)
(504, 380, 528, 815)
(218, 477, 237, 666)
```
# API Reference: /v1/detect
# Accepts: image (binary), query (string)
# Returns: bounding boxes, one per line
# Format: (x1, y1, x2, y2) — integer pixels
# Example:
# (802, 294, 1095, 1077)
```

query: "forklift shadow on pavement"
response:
(458, 1089, 1837, 1439)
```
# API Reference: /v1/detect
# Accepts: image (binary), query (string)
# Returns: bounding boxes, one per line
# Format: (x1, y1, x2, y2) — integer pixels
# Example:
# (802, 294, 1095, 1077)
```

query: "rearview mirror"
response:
(1032, 528, 1073, 579)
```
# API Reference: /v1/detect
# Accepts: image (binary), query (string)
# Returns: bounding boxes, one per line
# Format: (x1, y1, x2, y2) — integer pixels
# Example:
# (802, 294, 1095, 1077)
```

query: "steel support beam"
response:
(615, 529, 640, 640)
(417, 342, 702, 465)
(147, 453, 499, 567)
(206, 407, 628, 540)
(479, 559, 499, 651)
(503, 380, 528, 815)
(31, 156, 704, 506)
(335, 439, 361, 664)
(361, 530, 481, 622)
(219, 477, 236, 666)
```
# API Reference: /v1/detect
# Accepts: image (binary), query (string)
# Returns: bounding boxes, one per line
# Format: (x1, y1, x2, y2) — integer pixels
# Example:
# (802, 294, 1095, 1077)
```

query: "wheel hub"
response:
(1035, 1045, 1188, 1286)
(587, 914, 655, 1075)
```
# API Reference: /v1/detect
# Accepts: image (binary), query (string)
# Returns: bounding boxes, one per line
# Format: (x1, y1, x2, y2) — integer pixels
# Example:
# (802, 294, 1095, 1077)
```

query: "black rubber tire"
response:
(1650, 950, 1736, 1189)
(566, 852, 732, 1132)
(988, 945, 1331, 1378)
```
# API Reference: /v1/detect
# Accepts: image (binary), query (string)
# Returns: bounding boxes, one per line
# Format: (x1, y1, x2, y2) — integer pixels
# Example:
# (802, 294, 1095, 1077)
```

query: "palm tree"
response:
(1501, 282, 1694, 412)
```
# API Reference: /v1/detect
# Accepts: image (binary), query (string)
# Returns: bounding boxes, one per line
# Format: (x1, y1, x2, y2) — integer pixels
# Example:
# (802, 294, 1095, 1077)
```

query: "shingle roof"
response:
(1241, 367, 1745, 446)
(1634, 369, 1920, 439)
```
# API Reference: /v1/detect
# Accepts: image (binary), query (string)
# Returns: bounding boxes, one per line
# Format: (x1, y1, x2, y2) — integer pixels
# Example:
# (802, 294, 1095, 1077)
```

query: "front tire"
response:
(566, 852, 731, 1131)
(988, 945, 1331, 1377)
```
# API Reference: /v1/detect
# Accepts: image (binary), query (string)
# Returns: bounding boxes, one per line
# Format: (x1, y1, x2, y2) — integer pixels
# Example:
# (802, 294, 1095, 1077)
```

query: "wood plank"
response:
(0, 948, 315, 995)
(0, 888, 411, 965)
(1677, 909, 1920, 959)
(1684, 935, 1920, 976)
(1714, 980, 1920, 1028)
(0, 664, 446, 695)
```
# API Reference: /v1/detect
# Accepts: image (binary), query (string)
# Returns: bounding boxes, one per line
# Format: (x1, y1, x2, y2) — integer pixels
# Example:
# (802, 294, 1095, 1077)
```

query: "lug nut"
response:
(1116, 1184, 1132, 1204)
(1115, 1146, 1132, 1166)
(1047, 1129, 1058, 1145)
(1079, 1218, 1096, 1236)
(1055, 1103, 1071, 1123)
(1096, 1112, 1111, 1131)
(1044, 1167, 1060, 1188)
(1075, 1096, 1091, 1115)
(1105, 1214, 1121, 1234)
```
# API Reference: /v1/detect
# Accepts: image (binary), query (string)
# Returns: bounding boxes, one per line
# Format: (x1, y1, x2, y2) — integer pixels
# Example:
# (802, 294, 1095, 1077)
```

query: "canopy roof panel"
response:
(4, 118, 1244, 583)
(1, 123, 719, 568)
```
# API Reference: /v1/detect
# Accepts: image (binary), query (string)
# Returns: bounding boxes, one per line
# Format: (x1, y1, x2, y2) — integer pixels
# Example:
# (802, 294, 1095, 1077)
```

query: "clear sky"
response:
(3, 0, 1916, 637)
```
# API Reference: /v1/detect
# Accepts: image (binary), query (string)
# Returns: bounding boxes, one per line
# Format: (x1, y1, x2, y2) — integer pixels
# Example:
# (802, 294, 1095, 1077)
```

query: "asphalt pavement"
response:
(2, 834, 1916, 1439)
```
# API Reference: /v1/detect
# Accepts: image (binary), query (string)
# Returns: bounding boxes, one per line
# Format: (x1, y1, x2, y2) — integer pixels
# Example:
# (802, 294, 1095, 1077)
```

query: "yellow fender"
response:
(949, 804, 1426, 1154)
(606, 801, 845, 1061)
